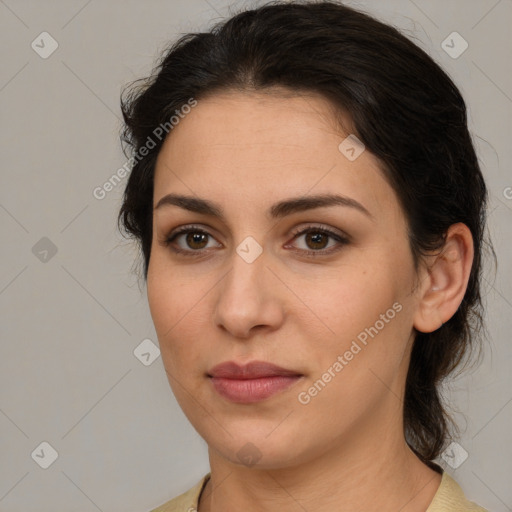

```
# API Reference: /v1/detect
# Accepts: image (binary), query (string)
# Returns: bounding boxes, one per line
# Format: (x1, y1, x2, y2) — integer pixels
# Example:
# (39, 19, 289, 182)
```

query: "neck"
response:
(198, 407, 442, 512)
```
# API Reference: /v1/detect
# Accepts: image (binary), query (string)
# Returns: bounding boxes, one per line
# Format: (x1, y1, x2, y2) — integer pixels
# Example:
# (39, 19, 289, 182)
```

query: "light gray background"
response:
(0, 0, 511, 511)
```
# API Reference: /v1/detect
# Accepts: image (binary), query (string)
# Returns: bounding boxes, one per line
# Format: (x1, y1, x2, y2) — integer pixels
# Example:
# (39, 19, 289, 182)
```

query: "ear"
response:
(413, 223, 474, 333)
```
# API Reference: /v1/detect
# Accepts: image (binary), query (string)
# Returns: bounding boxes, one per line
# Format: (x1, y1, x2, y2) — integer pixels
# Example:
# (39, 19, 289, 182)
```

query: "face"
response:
(147, 90, 422, 469)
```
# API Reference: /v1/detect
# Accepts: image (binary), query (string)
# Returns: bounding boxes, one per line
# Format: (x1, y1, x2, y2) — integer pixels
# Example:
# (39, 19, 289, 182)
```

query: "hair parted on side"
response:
(118, 0, 492, 465)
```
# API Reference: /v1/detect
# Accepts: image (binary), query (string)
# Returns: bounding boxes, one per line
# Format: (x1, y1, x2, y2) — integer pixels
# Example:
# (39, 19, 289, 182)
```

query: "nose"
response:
(212, 246, 285, 339)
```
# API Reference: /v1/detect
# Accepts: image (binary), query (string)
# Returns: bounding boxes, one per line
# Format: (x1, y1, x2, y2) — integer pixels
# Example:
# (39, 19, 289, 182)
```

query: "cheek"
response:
(148, 248, 203, 329)
(301, 250, 413, 377)
(306, 264, 397, 335)
(294, 290, 410, 432)
(147, 262, 199, 364)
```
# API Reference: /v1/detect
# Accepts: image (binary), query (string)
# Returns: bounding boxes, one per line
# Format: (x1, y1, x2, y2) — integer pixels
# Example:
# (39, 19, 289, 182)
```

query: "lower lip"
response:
(210, 375, 302, 403)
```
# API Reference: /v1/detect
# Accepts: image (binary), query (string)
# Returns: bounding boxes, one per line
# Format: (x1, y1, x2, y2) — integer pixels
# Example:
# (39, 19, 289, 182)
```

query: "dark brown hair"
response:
(118, 0, 491, 464)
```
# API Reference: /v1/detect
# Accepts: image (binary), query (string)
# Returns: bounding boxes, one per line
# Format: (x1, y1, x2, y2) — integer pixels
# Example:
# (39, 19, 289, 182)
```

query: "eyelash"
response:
(162, 224, 350, 258)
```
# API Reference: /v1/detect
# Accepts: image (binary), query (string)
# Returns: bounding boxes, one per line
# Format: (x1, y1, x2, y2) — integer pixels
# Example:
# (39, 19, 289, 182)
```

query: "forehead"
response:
(159, 90, 345, 158)
(153, 90, 401, 224)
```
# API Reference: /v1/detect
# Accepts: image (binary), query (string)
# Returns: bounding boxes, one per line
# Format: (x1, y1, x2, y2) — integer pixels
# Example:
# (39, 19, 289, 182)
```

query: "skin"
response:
(147, 89, 474, 511)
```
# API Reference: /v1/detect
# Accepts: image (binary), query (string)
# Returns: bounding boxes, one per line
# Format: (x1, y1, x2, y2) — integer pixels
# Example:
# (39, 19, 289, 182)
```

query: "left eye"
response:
(162, 225, 348, 256)
(287, 226, 349, 255)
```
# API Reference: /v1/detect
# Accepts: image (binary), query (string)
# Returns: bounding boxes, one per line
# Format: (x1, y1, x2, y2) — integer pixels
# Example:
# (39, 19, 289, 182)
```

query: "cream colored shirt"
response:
(150, 471, 489, 511)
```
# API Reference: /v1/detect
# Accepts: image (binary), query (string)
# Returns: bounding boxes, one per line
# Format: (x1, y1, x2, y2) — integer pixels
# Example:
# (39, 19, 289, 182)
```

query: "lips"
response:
(208, 360, 302, 379)
(207, 360, 303, 403)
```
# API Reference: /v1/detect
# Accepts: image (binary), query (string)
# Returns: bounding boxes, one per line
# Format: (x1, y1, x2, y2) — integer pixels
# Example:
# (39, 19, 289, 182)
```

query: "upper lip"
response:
(208, 360, 303, 379)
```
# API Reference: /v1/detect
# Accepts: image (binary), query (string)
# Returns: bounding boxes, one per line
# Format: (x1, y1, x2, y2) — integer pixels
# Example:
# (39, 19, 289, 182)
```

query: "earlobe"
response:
(413, 223, 474, 333)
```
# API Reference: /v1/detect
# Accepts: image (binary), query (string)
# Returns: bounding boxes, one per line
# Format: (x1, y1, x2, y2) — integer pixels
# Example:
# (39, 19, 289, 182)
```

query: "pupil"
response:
(307, 232, 327, 249)
(187, 232, 207, 249)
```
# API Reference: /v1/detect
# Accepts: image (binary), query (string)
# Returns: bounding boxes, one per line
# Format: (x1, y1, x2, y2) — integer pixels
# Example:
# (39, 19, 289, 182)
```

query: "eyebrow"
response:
(154, 193, 373, 220)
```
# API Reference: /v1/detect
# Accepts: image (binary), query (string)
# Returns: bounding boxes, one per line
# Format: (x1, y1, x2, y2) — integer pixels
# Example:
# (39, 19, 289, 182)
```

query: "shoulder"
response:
(150, 473, 210, 512)
(427, 471, 489, 512)
(148, 470, 490, 511)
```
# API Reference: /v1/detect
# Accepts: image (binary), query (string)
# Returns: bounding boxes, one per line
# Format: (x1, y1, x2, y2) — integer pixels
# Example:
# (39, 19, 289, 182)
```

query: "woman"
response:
(118, 1, 491, 510)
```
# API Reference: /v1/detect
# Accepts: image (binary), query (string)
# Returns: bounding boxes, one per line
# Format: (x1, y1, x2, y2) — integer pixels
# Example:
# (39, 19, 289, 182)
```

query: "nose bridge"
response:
(213, 241, 283, 337)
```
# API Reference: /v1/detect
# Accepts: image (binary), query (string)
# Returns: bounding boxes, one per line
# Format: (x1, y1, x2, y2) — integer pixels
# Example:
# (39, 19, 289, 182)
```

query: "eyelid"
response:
(289, 223, 350, 242)
(162, 223, 350, 256)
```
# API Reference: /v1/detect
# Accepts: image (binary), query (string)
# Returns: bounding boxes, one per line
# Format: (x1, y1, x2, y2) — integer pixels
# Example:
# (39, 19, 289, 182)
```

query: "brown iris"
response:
(305, 231, 329, 250)
(186, 232, 209, 250)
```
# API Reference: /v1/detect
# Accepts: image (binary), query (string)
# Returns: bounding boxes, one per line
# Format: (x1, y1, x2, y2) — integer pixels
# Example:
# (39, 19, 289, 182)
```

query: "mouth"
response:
(207, 360, 304, 404)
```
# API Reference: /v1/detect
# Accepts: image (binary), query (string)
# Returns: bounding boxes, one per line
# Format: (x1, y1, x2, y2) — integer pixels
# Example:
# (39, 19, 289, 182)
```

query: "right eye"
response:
(162, 226, 222, 256)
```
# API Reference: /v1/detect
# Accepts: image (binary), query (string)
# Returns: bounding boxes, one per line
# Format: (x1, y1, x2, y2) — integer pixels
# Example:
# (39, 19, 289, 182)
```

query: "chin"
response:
(204, 425, 314, 470)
